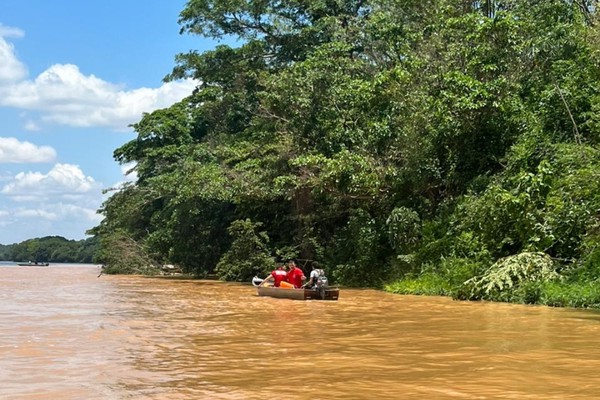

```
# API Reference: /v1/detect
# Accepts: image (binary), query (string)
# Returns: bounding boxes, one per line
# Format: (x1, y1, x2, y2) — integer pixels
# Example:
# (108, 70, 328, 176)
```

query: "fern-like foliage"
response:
(464, 252, 560, 299)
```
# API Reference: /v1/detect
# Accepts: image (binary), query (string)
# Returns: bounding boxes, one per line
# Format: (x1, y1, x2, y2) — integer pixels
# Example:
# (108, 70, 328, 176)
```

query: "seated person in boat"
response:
(258, 263, 288, 287)
(286, 259, 306, 288)
(270, 263, 288, 287)
(304, 262, 327, 289)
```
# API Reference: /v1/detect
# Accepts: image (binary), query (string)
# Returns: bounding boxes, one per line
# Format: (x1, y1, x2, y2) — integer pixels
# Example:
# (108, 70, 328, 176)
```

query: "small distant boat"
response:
(17, 262, 49, 267)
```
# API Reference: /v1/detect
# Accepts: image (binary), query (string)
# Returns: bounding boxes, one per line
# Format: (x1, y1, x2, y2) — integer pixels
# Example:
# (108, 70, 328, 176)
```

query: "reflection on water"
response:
(1, 265, 600, 399)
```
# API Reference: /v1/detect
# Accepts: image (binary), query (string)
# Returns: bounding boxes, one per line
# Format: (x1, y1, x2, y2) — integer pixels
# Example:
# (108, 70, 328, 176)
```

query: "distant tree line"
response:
(0, 236, 99, 264)
(91, 0, 600, 307)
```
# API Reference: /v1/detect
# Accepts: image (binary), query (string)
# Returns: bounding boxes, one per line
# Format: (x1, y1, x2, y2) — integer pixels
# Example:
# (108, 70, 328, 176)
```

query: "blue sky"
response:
(0, 1, 225, 244)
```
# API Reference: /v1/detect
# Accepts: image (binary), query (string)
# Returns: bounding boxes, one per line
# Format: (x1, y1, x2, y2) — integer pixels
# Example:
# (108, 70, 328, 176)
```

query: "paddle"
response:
(252, 275, 275, 287)
(260, 275, 274, 287)
(252, 276, 264, 287)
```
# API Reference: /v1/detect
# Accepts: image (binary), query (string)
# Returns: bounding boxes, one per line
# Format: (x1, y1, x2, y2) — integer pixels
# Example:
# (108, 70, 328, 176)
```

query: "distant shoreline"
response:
(0, 261, 100, 268)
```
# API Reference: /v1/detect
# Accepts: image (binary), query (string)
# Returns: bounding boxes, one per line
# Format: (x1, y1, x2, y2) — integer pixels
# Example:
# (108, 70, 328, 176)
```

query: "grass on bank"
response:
(386, 277, 600, 308)
(385, 252, 600, 309)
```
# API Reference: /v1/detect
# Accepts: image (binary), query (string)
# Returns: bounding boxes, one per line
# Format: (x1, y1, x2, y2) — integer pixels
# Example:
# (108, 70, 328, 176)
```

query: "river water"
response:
(1, 264, 599, 399)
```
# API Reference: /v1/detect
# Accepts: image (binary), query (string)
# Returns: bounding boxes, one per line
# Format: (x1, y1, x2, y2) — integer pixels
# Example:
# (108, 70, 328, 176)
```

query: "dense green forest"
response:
(0, 236, 99, 264)
(91, 0, 600, 307)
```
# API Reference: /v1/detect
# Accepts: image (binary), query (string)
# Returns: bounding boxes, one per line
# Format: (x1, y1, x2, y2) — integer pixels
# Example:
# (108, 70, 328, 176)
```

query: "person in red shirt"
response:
(286, 259, 306, 288)
(270, 264, 288, 287)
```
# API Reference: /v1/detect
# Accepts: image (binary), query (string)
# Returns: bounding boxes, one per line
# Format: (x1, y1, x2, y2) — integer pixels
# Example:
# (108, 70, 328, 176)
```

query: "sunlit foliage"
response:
(91, 0, 600, 306)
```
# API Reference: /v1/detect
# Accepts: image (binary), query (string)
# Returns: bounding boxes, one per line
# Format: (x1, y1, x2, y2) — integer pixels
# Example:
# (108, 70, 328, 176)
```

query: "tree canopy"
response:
(92, 0, 600, 304)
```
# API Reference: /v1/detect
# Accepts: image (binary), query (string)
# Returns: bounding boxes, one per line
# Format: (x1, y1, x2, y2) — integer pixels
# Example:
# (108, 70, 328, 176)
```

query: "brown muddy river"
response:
(1, 264, 600, 399)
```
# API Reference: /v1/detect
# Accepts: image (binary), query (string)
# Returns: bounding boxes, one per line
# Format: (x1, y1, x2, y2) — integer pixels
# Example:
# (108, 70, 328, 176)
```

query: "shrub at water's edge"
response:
(386, 252, 600, 308)
(214, 219, 274, 282)
(387, 144, 600, 308)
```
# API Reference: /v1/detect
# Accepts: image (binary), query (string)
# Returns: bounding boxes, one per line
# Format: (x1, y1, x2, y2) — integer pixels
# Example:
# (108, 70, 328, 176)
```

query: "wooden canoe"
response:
(257, 285, 339, 301)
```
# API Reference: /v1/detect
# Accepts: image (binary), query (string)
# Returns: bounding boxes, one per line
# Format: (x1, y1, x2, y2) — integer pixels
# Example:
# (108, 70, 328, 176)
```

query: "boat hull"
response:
(17, 263, 49, 266)
(257, 286, 339, 300)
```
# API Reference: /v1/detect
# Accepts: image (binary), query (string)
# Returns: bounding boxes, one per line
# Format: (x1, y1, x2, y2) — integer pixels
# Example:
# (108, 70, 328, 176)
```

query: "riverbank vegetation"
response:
(0, 236, 98, 264)
(91, 0, 600, 308)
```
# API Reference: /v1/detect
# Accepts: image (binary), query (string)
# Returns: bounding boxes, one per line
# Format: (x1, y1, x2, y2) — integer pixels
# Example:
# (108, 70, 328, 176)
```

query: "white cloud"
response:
(0, 32, 198, 130)
(0, 202, 102, 242)
(0, 163, 105, 242)
(15, 208, 58, 220)
(1, 163, 99, 200)
(55, 203, 103, 222)
(13, 203, 101, 223)
(0, 137, 56, 163)
(0, 22, 193, 243)
(0, 27, 27, 82)
(24, 120, 40, 131)
(0, 24, 24, 38)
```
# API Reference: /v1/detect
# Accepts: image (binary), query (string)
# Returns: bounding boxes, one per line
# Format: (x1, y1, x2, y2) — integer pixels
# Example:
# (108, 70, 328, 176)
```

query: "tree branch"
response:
(554, 84, 582, 145)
